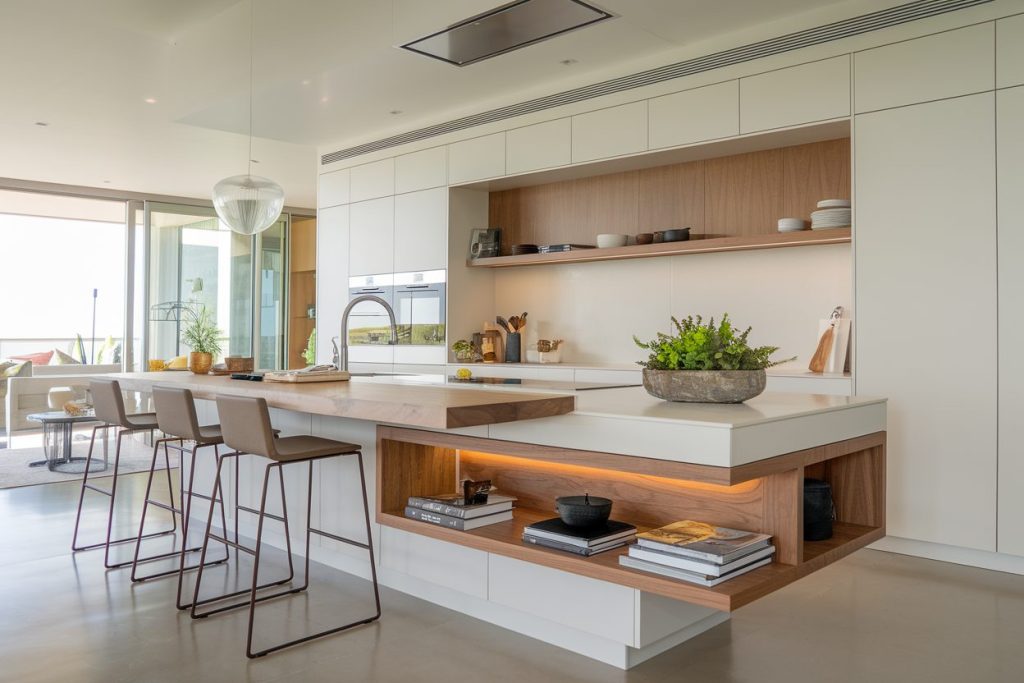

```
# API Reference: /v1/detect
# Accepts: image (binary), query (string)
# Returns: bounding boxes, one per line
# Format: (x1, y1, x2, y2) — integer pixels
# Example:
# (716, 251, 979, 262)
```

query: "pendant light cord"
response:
(248, 0, 254, 176)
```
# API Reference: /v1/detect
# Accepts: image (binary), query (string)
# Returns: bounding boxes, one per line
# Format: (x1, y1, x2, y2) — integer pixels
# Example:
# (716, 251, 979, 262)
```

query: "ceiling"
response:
(0, 0, 903, 207)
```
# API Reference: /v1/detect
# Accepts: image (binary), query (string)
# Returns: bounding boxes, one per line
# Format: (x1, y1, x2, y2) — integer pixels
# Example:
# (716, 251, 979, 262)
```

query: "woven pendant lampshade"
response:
(212, 174, 284, 235)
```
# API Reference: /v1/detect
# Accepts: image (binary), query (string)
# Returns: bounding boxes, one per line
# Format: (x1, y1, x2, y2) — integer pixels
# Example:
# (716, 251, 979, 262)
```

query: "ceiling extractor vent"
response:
(325, 0, 991, 165)
(400, 0, 614, 67)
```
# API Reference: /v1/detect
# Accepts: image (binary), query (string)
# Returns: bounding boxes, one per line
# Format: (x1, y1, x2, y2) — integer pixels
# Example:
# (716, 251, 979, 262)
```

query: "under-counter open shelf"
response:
(467, 228, 850, 268)
(376, 426, 886, 613)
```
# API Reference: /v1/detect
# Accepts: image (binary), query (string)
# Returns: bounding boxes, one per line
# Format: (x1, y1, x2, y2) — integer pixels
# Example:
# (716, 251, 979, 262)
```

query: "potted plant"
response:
(181, 308, 222, 375)
(633, 314, 791, 403)
(451, 339, 474, 363)
(302, 328, 316, 366)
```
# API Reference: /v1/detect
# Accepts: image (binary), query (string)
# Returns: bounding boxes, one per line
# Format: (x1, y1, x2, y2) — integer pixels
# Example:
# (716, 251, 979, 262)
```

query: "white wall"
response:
(493, 244, 851, 368)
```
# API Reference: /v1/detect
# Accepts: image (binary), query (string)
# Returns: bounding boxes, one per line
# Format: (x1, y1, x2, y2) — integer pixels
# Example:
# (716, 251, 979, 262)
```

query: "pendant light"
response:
(212, 0, 284, 235)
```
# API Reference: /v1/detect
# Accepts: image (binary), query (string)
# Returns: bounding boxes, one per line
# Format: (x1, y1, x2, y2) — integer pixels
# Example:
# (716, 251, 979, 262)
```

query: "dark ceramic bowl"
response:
(556, 494, 613, 527)
(635, 233, 654, 245)
(653, 231, 664, 243)
(662, 228, 691, 242)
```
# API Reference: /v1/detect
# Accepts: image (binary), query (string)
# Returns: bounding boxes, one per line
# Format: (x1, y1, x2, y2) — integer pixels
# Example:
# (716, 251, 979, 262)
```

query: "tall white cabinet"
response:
(855, 93, 997, 550)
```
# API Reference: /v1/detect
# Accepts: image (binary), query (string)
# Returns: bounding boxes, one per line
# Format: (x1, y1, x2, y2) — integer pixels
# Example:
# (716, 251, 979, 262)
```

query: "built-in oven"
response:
(393, 270, 446, 347)
(346, 274, 395, 346)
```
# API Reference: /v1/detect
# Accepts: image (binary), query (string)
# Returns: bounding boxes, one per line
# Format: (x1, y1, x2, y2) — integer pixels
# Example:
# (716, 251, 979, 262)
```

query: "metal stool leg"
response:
(175, 443, 230, 609)
(71, 425, 106, 551)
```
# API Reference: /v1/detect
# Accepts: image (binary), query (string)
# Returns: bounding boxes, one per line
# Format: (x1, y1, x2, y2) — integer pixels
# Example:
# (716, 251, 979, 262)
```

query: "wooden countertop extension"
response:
(111, 372, 575, 430)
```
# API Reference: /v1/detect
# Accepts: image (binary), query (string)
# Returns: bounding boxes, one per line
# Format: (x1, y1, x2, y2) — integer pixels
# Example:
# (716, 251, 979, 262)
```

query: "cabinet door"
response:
(854, 23, 993, 113)
(506, 118, 571, 174)
(649, 80, 739, 149)
(855, 93, 997, 550)
(349, 197, 394, 276)
(395, 146, 447, 194)
(394, 188, 447, 273)
(448, 133, 506, 184)
(998, 86, 1024, 555)
(571, 101, 647, 162)
(350, 158, 395, 202)
(315, 205, 349, 364)
(997, 15, 1024, 89)
(740, 56, 849, 133)
(318, 168, 350, 208)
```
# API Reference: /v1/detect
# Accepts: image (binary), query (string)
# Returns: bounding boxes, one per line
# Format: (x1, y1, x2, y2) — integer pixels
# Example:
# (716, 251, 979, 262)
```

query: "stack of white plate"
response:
(777, 217, 807, 233)
(811, 199, 851, 230)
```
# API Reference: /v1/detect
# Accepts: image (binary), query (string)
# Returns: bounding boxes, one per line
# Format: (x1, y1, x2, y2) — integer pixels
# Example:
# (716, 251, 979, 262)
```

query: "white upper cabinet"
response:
(394, 188, 447, 273)
(740, 56, 850, 133)
(318, 169, 350, 208)
(506, 118, 572, 175)
(349, 197, 394, 276)
(854, 23, 994, 113)
(997, 86, 1024, 556)
(315, 205, 349, 364)
(350, 158, 395, 202)
(395, 147, 447, 194)
(649, 80, 739, 149)
(572, 101, 648, 163)
(855, 92, 997, 551)
(997, 15, 1024, 88)
(448, 133, 506, 185)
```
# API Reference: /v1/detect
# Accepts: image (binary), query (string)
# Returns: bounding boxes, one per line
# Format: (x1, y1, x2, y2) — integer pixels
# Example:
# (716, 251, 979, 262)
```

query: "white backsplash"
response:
(493, 243, 852, 369)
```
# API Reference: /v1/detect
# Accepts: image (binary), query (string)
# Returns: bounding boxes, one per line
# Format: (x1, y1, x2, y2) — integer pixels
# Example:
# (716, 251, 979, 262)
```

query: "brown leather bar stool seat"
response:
(191, 394, 381, 659)
(72, 379, 175, 568)
(129, 386, 235, 607)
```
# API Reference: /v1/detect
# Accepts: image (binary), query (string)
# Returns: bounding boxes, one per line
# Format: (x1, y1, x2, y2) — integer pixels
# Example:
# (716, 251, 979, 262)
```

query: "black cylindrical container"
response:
(804, 478, 835, 541)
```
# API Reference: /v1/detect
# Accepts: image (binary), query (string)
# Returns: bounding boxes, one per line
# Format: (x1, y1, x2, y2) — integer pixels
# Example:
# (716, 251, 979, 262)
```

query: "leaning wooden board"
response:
(264, 370, 351, 383)
(109, 372, 575, 430)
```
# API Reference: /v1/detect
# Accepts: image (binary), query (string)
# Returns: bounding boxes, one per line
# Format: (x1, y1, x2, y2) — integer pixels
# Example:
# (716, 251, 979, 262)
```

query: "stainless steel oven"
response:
(393, 270, 446, 346)
(346, 274, 395, 346)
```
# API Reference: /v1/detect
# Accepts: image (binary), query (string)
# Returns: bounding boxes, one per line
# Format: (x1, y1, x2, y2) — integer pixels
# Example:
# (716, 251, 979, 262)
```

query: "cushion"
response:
(50, 349, 81, 365)
(1, 361, 31, 378)
(9, 350, 54, 366)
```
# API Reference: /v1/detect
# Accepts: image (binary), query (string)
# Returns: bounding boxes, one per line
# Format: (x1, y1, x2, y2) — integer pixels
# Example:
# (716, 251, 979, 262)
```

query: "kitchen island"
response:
(112, 372, 885, 669)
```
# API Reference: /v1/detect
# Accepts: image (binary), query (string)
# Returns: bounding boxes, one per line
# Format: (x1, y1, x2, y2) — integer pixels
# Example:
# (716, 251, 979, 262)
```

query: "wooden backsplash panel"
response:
(488, 138, 850, 253)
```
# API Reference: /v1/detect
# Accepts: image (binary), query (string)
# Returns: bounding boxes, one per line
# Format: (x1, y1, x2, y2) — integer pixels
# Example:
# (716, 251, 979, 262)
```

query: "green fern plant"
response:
(181, 308, 222, 356)
(634, 314, 791, 371)
(302, 328, 316, 366)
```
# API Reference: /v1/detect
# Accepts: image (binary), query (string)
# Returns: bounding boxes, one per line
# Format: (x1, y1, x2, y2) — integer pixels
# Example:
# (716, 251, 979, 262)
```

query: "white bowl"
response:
(817, 199, 851, 209)
(596, 233, 628, 248)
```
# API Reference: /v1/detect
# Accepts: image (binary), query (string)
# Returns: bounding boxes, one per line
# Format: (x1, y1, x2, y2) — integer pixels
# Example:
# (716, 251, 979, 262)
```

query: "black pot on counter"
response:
(804, 478, 835, 541)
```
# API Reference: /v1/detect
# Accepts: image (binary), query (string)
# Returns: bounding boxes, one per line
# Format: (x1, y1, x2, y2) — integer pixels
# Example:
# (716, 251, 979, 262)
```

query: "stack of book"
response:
(619, 521, 774, 587)
(522, 518, 636, 556)
(404, 493, 516, 531)
(538, 243, 596, 254)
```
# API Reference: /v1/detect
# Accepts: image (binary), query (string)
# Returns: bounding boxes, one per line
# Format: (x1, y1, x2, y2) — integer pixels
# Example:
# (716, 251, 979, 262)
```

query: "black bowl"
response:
(662, 228, 691, 242)
(556, 494, 613, 527)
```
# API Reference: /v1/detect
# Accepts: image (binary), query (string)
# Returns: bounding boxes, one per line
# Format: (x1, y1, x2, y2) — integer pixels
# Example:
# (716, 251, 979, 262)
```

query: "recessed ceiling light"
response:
(103, 180, 111, 184)
(250, 159, 260, 164)
(389, 109, 403, 115)
(301, 79, 311, 86)
(144, 97, 157, 104)
(34, 121, 48, 127)
(560, 58, 578, 66)
(320, 96, 329, 103)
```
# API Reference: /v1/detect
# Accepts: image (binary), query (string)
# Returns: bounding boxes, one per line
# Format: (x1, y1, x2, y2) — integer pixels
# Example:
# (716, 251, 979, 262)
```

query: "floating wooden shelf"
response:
(466, 228, 850, 268)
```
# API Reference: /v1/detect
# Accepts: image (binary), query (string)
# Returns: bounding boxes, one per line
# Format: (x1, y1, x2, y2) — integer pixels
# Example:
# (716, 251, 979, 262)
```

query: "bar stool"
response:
(191, 394, 381, 659)
(129, 386, 232, 604)
(72, 379, 176, 569)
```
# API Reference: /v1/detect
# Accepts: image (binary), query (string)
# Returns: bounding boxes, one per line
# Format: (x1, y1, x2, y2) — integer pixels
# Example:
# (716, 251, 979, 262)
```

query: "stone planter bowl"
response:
(642, 368, 766, 403)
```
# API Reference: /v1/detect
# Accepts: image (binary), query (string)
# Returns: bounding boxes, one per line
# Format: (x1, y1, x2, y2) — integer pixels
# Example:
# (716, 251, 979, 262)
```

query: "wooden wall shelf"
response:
(376, 426, 886, 613)
(467, 228, 850, 268)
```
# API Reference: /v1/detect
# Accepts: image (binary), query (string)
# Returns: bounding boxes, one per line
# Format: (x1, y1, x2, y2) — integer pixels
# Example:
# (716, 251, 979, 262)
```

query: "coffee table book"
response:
(637, 521, 771, 564)
(619, 555, 774, 587)
(522, 535, 631, 556)
(404, 506, 513, 531)
(407, 493, 517, 519)
(627, 544, 776, 576)
(523, 518, 637, 548)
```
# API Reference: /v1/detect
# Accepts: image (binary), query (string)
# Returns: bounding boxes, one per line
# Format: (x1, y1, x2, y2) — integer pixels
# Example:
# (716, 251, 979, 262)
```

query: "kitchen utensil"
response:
(508, 315, 519, 331)
(809, 306, 843, 373)
(662, 228, 691, 242)
(556, 494, 613, 527)
(496, 316, 513, 333)
(635, 233, 654, 245)
(519, 312, 527, 330)
(596, 233, 628, 248)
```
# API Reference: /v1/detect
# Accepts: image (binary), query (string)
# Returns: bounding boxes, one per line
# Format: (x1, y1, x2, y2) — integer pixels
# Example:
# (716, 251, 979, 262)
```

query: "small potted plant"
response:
(302, 328, 316, 366)
(181, 308, 222, 375)
(634, 314, 791, 403)
(451, 339, 474, 363)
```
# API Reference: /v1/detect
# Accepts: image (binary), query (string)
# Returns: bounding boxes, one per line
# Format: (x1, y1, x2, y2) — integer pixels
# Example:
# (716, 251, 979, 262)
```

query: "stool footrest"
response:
(145, 500, 183, 515)
(192, 579, 299, 618)
(237, 504, 286, 524)
(310, 528, 370, 550)
(84, 483, 113, 496)
(72, 528, 175, 552)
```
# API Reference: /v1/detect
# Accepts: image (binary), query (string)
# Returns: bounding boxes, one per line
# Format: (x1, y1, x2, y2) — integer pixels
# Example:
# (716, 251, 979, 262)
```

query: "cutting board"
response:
(263, 370, 351, 383)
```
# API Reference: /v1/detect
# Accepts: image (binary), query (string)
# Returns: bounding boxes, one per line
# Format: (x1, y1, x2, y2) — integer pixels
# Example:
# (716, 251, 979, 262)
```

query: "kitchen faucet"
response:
(337, 294, 397, 373)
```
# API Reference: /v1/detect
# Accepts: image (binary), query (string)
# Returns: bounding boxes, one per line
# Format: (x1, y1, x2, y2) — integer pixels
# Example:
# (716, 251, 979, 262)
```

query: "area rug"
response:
(0, 436, 179, 489)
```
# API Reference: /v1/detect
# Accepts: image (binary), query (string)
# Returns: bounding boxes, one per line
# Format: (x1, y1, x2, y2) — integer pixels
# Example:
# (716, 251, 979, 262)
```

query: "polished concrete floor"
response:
(2, 474, 1023, 683)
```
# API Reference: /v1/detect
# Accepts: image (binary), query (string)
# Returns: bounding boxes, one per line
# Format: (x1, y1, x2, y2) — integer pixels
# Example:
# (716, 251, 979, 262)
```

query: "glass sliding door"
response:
(256, 218, 287, 370)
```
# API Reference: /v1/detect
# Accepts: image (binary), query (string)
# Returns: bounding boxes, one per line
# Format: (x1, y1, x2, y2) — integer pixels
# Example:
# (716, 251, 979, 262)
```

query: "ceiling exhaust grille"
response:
(323, 0, 991, 165)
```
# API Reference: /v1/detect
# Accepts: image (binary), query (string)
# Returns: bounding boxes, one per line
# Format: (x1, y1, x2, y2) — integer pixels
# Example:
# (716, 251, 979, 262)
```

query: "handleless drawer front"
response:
(740, 56, 850, 133)
(997, 15, 1024, 88)
(572, 101, 648, 162)
(350, 158, 395, 202)
(396, 146, 447, 194)
(315, 205, 350, 364)
(448, 133, 506, 184)
(649, 80, 739, 149)
(318, 168, 350, 208)
(349, 197, 394, 276)
(506, 118, 572, 174)
(395, 188, 447, 272)
(854, 24, 994, 113)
